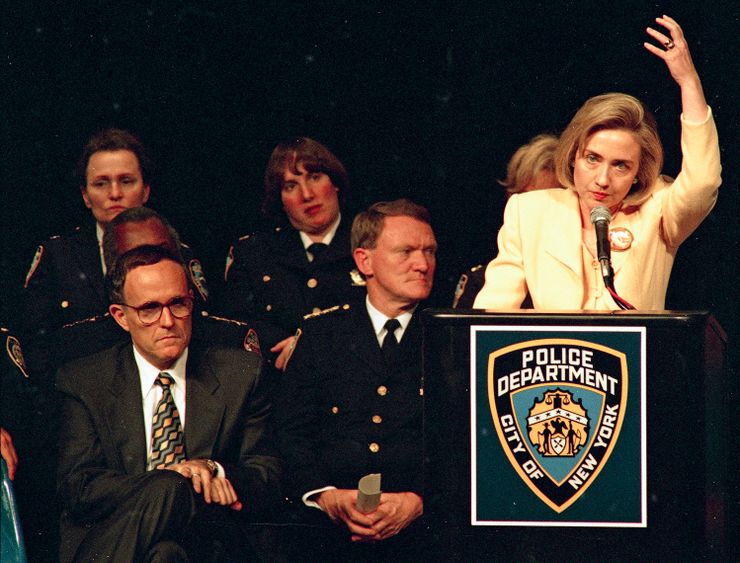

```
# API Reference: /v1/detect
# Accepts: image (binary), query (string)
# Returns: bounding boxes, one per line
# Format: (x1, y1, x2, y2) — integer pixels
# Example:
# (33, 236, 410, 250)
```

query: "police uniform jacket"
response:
(274, 300, 424, 498)
(59, 312, 262, 366)
(220, 219, 365, 353)
(21, 223, 207, 379)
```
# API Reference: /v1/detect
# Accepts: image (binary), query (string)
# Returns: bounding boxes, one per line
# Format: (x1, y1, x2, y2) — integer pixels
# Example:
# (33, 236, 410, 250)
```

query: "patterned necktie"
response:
(150, 372, 186, 470)
(381, 318, 401, 365)
(308, 242, 328, 263)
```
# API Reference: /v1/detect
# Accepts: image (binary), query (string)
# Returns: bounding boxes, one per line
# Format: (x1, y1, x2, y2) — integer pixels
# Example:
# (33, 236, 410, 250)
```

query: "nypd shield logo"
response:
(488, 338, 627, 512)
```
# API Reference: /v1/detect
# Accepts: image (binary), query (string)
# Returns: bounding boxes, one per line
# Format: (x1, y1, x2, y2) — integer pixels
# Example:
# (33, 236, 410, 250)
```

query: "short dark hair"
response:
(102, 207, 184, 272)
(76, 128, 154, 187)
(262, 137, 348, 220)
(351, 199, 432, 251)
(108, 245, 184, 304)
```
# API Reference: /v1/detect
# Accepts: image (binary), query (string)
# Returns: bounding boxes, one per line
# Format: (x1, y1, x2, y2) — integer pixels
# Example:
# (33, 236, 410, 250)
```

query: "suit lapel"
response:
(346, 305, 387, 379)
(543, 191, 584, 278)
(609, 206, 642, 276)
(184, 347, 225, 460)
(76, 224, 107, 303)
(319, 218, 351, 265)
(107, 344, 147, 474)
(273, 228, 311, 270)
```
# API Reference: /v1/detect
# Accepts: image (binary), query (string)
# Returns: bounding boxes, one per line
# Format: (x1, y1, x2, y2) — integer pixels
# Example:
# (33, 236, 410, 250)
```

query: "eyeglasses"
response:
(119, 296, 194, 325)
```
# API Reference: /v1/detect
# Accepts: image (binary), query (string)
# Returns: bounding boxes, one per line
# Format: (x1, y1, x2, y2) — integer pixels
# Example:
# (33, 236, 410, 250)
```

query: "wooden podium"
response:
(422, 310, 731, 561)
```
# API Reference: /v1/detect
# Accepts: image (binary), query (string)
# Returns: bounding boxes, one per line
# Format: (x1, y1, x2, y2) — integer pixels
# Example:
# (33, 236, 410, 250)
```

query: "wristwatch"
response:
(205, 459, 218, 477)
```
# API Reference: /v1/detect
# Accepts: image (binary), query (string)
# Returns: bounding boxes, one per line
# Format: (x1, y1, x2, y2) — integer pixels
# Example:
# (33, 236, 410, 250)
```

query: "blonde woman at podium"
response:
(474, 15, 721, 311)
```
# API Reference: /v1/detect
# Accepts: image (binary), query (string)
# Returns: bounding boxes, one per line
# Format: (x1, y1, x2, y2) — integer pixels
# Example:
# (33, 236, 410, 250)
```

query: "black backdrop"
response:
(4, 2, 739, 348)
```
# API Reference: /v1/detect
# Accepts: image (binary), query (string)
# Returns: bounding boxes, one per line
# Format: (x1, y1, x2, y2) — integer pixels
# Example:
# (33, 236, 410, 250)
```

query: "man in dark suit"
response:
(56, 245, 280, 562)
(275, 199, 437, 561)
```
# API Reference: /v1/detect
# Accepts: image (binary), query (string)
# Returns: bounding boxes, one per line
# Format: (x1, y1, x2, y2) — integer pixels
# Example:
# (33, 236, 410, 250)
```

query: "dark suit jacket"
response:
(56, 341, 281, 558)
(275, 300, 424, 498)
(219, 219, 366, 352)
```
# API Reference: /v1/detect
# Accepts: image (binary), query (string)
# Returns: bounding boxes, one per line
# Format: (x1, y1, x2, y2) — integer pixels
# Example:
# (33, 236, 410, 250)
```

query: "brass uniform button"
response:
(372, 415, 382, 424)
(61, 300, 69, 308)
(369, 442, 380, 453)
(307, 278, 318, 288)
(262, 275, 271, 282)
(266, 304, 272, 311)
(377, 385, 388, 396)
(331, 406, 339, 414)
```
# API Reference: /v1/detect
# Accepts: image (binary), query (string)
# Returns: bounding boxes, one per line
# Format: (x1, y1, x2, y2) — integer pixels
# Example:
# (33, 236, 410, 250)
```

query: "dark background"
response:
(4, 2, 738, 344)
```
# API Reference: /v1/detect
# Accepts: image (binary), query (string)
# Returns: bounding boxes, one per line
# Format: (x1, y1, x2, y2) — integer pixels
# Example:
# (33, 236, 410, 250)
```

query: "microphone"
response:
(590, 206, 614, 289)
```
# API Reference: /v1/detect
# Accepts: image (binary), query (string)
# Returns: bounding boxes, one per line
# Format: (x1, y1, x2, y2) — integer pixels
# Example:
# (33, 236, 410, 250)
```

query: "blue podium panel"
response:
(471, 326, 645, 526)
(422, 310, 731, 562)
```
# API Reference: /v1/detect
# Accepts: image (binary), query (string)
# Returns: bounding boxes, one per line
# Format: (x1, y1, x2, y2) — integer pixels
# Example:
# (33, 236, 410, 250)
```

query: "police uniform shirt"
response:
(298, 214, 341, 262)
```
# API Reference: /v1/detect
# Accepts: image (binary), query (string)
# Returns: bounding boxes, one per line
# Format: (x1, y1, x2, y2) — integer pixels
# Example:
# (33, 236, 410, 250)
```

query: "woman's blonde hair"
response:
(498, 134, 558, 196)
(554, 93, 663, 207)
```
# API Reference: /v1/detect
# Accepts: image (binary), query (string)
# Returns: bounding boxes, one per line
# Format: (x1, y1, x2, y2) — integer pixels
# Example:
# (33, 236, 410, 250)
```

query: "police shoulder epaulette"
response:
(200, 311, 250, 327)
(62, 312, 111, 329)
(303, 303, 350, 321)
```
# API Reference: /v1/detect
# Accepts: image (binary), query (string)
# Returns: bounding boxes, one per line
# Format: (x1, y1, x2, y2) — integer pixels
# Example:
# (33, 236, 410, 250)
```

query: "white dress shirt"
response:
(298, 213, 341, 262)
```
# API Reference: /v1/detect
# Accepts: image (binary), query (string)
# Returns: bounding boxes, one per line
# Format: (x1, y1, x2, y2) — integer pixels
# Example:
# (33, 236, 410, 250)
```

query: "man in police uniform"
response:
(58, 208, 249, 365)
(219, 137, 365, 369)
(275, 199, 436, 561)
(21, 131, 207, 380)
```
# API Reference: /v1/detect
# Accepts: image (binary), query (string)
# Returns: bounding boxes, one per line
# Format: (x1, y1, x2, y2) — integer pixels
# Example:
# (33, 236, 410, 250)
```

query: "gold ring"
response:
(664, 39, 675, 50)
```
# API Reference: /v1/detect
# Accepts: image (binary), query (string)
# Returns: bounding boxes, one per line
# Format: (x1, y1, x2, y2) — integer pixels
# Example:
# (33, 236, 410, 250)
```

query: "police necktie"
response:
(381, 318, 401, 365)
(150, 372, 186, 470)
(308, 242, 328, 263)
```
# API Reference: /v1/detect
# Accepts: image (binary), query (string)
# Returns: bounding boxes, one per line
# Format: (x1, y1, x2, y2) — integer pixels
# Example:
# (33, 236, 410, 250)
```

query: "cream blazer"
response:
(474, 109, 721, 311)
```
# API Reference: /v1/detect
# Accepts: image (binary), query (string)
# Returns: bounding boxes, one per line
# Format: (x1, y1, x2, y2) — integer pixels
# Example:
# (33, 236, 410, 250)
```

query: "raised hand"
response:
(644, 15, 707, 121)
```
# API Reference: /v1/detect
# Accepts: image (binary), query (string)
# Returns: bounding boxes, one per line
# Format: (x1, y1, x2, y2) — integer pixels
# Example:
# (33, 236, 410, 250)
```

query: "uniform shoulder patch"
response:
(6, 334, 29, 379)
(188, 259, 209, 301)
(302, 304, 346, 320)
(243, 328, 261, 356)
(24, 245, 45, 288)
